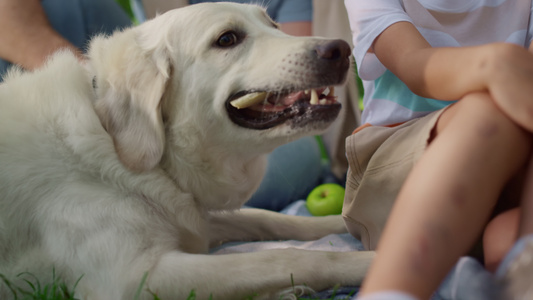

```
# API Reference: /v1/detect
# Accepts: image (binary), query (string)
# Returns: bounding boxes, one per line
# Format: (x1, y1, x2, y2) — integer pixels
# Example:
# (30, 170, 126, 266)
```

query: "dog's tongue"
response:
(254, 91, 305, 112)
(270, 91, 305, 106)
(230, 91, 307, 112)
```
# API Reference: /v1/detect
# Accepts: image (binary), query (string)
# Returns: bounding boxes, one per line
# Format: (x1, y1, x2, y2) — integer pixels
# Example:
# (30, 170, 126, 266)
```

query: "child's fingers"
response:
(487, 45, 533, 132)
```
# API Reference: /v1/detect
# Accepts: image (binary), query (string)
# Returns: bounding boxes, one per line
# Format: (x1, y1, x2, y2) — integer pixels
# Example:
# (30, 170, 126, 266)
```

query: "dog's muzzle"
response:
(226, 39, 351, 130)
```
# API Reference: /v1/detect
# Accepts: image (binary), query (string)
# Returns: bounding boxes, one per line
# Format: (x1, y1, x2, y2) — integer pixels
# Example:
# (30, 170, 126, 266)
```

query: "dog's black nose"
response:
(315, 39, 351, 61)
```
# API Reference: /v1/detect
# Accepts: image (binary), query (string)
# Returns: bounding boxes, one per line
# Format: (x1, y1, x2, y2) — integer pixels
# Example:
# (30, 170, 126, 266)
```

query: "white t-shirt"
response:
(345, 0, 533, 126)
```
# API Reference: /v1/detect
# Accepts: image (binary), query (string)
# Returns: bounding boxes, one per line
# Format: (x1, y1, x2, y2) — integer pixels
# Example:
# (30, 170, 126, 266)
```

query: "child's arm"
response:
(373, 21, 533, 132)
(0, 0, 83, 70)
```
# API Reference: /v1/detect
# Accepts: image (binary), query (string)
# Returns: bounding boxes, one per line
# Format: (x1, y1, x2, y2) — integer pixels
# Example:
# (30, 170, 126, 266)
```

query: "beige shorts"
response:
(342, 109, 446, 250)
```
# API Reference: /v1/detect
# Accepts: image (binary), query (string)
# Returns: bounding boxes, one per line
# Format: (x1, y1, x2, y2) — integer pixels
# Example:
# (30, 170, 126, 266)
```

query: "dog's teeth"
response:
(304, 90, 310, 95)
(310, 89, 319, 105)
(230, 92, 268, 109)
(327, 86, 335, 97)
(319, 99, 328, 105)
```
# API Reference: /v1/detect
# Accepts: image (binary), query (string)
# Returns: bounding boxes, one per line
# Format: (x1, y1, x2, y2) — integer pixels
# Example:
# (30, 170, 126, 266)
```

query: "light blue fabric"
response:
(131, 0, 147, 23)
(189, 0, 313, 22)
(374, 70, 454, 112)
(432, 257, 501, 300)
(495, 234, 533, 279)
(0, 0, 132, 79)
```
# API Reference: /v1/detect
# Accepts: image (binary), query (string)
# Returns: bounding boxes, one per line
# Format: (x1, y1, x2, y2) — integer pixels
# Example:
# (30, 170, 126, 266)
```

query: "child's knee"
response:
(439, 92, 530, 148)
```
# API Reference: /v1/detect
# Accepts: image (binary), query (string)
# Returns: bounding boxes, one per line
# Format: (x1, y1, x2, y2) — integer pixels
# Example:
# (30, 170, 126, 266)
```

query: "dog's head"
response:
(89, 3, 350, 175)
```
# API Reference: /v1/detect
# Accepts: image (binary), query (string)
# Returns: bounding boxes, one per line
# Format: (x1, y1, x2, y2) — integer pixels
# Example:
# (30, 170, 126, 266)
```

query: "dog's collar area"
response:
(225, 87, 341, 130)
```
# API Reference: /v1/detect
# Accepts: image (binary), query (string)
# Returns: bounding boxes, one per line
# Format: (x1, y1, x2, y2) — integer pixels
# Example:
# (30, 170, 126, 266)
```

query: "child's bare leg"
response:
(483, 208, 520, 272)
(494, 156, 533, 299)
(484, 151, 533, 273)
(359, 92, 532, 299)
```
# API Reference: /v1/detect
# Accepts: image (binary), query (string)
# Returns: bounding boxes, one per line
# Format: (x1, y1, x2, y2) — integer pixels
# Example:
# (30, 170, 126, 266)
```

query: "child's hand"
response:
(484, 43, 533, 132)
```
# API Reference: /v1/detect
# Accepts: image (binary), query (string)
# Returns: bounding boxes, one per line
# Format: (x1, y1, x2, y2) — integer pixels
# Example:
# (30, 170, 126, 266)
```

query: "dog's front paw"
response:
(298, 214, 348, 240)
(322, 214, 349, 234)
(279, 285, 317, 300)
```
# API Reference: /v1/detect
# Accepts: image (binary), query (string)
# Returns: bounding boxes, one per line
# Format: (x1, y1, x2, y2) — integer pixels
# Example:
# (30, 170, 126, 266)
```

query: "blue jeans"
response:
(0, 0, 131, 79)
(246, 136, 328, 211)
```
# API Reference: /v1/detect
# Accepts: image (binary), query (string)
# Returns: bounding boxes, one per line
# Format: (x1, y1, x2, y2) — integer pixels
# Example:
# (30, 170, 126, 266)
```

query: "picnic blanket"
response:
(210, 200, 502, 300)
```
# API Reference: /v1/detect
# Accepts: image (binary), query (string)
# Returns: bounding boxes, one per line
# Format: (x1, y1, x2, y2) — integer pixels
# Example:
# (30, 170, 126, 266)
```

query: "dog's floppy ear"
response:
(89, 30, 170, 172)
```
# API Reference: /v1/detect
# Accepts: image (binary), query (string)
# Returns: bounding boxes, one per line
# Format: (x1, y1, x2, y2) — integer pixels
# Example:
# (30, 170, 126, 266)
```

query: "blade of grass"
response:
(134, 272, 150, 300)
(0, 273, 20, 300)
(186, 289, 196, 300)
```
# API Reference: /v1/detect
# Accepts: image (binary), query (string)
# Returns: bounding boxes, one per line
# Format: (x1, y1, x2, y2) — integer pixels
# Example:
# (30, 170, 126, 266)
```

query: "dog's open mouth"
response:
(225, 87, 342, 130)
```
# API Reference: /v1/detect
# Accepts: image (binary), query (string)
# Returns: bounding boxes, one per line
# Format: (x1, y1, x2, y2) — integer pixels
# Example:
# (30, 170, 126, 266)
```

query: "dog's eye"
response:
(216, 31, 239, 47)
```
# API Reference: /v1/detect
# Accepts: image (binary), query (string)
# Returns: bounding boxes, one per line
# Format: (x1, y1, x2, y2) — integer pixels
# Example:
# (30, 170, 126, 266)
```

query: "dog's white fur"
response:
(0, 3, 373, 299)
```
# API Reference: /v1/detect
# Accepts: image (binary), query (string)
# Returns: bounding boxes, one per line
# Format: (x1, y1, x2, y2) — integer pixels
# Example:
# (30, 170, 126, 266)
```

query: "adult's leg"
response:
(245, 136, 325, 211)
(359, 93, 532, 299)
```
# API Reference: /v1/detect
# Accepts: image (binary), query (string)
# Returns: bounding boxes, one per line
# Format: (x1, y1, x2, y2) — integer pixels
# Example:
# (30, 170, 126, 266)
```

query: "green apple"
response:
(306, 183, 345, 216)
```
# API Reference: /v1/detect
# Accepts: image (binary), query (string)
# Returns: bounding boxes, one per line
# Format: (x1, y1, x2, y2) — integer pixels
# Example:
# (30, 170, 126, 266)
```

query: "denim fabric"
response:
(189, 0, 312, 23)
(245, 136, 328, 211)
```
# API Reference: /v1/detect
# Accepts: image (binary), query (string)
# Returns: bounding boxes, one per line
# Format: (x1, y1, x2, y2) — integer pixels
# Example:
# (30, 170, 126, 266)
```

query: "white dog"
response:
(0, 3, 373, 299)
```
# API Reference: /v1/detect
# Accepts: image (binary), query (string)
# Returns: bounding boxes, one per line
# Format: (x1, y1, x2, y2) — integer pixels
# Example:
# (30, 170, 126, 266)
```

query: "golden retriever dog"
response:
(0, 3, 373, 299)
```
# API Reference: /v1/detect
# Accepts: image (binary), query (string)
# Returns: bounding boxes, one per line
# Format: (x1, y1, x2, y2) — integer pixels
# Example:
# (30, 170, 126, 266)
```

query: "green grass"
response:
(353, 61, 365, 112)
(0, 270, 82, 300)
(114, 0, 137, 23)
(1, 271, 356, 300)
